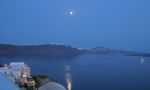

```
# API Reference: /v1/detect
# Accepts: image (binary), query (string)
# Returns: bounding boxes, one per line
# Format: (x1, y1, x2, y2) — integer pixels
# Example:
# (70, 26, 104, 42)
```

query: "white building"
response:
(0, 66, 11, 75)
(0, 62, 31, 82)
(22, 65, 30, 78)
(10, 62, 25, 71)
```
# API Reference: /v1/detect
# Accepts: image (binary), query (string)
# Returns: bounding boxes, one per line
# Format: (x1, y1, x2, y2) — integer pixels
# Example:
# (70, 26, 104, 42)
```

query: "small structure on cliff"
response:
(0, 62, 35, 90)
(0, 62, 67, 90)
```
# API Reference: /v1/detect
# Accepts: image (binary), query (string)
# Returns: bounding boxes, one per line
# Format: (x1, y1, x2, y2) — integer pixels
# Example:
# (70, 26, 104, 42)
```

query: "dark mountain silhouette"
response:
(0, 44, 150, 57)
(0, 44, 83, 58)
(86, 47, 150, 57)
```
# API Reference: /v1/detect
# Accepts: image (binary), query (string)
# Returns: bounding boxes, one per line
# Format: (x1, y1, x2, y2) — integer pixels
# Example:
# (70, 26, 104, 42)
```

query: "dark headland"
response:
(0, 44, 150, 57)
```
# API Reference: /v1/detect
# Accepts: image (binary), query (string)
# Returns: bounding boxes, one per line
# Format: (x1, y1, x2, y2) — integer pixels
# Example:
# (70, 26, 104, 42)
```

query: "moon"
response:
(69, 11, 74, 15)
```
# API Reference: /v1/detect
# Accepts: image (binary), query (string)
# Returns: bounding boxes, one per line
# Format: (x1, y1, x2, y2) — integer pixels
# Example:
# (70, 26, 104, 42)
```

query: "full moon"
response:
(69, 11, 73, 15)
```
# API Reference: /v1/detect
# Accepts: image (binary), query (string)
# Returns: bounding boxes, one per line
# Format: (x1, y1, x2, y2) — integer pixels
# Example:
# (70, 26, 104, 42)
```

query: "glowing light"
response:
(66, 73, 72, 90)
(70, 11, 73, 15)
(140, 58, 144, 64)
(65, 64, 72, 90)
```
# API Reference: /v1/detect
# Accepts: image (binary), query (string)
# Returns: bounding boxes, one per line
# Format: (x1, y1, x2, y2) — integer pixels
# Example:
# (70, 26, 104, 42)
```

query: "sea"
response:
(0, 54, 150, 90)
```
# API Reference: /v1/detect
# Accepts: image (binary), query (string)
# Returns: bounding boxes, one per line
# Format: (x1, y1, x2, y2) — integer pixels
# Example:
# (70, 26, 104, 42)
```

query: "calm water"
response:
(0, 54, 150, 90)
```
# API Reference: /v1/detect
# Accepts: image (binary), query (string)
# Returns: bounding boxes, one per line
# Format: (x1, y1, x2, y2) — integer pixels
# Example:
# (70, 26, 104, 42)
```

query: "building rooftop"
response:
(0, 74, 20, 90)
(39, 82, 66, 90)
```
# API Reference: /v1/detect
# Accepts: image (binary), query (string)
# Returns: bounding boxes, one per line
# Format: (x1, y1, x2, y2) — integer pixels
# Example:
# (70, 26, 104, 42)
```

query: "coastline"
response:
(0, 62, 66, 90)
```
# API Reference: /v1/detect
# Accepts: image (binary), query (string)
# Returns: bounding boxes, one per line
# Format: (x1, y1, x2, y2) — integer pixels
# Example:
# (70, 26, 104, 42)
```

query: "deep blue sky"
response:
(0, 0, 150, 52)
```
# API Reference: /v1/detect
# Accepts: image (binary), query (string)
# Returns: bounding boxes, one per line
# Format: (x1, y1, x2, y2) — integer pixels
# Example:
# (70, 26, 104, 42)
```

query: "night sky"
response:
(0, 0, 150, 52)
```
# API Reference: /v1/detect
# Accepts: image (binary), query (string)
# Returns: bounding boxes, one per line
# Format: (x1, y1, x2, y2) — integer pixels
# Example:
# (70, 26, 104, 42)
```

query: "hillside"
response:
(0, 44, 150, 57)
(86, 47, 150, 57)
(0, 44, 83, 57)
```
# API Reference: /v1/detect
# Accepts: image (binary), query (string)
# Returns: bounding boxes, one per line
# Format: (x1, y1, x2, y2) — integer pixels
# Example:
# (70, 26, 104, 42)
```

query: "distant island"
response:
(85, 47, 150, 57)
(0, 44, 150, 57)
